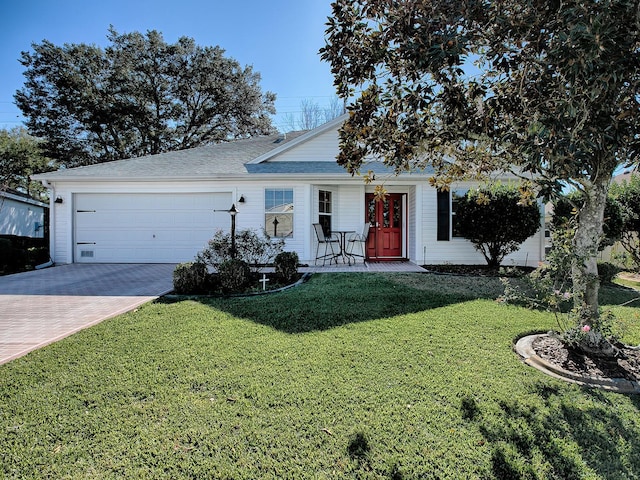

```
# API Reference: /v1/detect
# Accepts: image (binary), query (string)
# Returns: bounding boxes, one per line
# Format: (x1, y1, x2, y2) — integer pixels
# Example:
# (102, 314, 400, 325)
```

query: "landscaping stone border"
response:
(514, 334, 640, 394)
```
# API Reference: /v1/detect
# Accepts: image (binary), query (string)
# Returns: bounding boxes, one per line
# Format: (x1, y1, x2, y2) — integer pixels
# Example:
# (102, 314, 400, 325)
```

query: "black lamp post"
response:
(229, 204, 238, 259)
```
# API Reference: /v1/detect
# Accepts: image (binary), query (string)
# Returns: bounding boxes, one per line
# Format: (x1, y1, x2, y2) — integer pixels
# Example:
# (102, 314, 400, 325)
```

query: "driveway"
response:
(0, 263, 175, 365)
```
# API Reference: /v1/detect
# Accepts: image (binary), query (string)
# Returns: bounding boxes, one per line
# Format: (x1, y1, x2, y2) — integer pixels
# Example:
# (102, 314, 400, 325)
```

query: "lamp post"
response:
(229, 204, 238, 259)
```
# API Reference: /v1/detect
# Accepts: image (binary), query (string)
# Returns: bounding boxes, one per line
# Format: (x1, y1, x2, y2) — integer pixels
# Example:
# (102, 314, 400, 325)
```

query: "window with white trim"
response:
(437, 189, 468, 240)
(265, 188, 293, 238)
(318, 190, 332, 235)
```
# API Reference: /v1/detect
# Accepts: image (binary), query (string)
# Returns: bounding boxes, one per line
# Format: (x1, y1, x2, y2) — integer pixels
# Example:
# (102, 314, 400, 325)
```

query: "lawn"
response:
(2, 273, 640, 479)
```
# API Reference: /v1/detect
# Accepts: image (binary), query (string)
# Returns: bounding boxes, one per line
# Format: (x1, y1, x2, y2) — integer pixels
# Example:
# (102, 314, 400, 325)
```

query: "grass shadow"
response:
(165, 272, 491, 334)
(478, 382, 640, 479)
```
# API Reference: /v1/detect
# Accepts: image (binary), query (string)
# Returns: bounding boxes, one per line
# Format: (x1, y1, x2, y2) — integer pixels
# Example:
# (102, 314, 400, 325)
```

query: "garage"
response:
(74, 192, 233, 263)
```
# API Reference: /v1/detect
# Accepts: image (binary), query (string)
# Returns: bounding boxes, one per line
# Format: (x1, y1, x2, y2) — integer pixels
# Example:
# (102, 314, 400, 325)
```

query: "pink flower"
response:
(582, 325, 591, 333)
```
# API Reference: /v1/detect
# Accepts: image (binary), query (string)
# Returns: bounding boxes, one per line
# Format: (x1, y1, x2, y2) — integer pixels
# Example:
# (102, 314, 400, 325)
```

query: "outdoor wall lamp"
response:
(238, 195, 245, 203)
(54, 196, 63, 204)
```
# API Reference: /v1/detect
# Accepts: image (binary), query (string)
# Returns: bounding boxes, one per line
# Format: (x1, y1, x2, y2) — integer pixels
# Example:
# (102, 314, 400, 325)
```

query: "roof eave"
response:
(34, 171, 433, 184)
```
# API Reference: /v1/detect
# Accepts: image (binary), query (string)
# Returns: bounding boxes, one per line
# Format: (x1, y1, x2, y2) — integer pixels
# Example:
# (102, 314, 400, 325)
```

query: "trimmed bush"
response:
(27, 247, 50, 266)
(0, 239, 14, 272)
(597, 262, 621, 284)
(173, 262, 209, 294)
(274, 251, 299, 284)
(218, 259, 251, 292)
(197, 228, 284, 273)
(456, 185, 541, 268)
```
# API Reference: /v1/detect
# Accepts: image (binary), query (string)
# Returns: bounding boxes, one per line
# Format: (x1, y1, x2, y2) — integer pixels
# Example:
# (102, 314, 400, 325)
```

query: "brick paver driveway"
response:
(0, 264, 175, 365)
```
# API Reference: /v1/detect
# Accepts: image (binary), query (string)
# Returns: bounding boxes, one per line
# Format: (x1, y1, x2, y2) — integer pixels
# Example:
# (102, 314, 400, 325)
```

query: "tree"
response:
(283, 96, 345, 131)
(0, 127, 52, 201)
(456, 185, 541, 268)
(610, 173, 640, 270)
(321, 0, 640, 352)
(15, 28, 277, 167)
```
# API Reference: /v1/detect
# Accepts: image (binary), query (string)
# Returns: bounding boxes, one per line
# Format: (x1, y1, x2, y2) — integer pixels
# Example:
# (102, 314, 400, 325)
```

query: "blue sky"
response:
(0, 0, 336, 132)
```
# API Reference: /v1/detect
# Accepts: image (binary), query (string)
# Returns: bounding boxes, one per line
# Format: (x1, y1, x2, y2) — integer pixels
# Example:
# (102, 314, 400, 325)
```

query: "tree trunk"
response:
(571, 175, 614, 355)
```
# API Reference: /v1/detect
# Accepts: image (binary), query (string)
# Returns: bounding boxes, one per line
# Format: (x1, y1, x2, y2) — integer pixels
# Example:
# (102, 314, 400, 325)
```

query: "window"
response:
(451, 189, 468, 238)
(265, 188, 293, 238)
(437, 189, 467, 241)
(318, 190, 332, 235)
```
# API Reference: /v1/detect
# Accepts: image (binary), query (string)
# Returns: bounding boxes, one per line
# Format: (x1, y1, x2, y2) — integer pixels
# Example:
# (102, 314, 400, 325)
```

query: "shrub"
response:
(456, 184, 541, 268)
(0, 239, 17, 273)
(610, 174, 640, 271)
(218, 259, 251, 292)
(27, 247, 49, 266)
(597, 262, 621, 284)
(274, 251, 299, 284)
(197, 228, 285, 272)
(173, 262, 209, 294)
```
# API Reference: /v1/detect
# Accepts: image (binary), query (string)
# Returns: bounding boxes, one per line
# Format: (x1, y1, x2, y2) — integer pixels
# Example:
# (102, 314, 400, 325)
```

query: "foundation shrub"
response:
(274, 251, 299, 284)
(218, 259, 251, 292)
(173, 262, 209, 294)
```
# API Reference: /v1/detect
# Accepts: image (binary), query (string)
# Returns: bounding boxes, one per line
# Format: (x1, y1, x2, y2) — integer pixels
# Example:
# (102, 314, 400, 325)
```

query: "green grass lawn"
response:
(2, 273, 640, 479)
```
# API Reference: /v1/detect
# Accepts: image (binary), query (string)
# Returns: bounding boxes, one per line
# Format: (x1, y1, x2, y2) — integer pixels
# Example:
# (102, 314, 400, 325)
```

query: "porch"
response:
(299, 261, 427, 273)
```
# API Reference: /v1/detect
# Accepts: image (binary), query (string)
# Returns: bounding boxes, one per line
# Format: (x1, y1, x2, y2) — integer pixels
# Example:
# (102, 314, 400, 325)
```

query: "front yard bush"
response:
(598, 262, 622, 284)
(274, 251, 299, 284)
(218, 258, 251, 292)
(456, 184, 541, 268)
(197, 228, 284, 273)
(173, 262, 209, 294)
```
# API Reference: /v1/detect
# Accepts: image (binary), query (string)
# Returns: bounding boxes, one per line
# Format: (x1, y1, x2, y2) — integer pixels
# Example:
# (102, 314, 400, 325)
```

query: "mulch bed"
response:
(533, 335, 640, 382)
(423, 264, 534, 277)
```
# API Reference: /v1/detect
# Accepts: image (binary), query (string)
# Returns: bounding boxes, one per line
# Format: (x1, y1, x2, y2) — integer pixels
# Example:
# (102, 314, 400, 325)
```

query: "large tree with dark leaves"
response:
(321, 0, 640, 352)
(0, 127, 52, 201)
(16, 28, 277, 166)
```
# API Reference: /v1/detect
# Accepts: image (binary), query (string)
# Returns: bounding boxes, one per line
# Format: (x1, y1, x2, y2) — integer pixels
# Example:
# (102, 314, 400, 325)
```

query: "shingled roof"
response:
(32, 114, 435, 182)
(33, 131, 310, 181)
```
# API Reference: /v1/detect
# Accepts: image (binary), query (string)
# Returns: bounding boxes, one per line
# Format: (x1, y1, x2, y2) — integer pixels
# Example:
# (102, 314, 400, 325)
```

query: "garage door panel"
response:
(75, 193, 232, 263)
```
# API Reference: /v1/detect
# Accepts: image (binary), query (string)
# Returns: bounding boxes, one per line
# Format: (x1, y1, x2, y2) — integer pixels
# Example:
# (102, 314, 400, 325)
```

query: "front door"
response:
(365, 193, 404, 259)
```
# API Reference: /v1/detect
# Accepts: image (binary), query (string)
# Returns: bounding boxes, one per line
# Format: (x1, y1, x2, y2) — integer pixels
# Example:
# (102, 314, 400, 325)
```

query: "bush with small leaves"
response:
(173, 262, 209, 294)
(197, 228, 284, 273)
(597, 262, 621, 284)
(218, 259, 251, 292)
(456, 184, 541, 268)
(274, 251, 299, 284)
(0, 238, 21, 273)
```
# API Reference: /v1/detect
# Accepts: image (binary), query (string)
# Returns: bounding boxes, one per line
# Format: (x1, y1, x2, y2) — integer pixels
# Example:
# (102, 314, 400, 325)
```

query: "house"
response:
(0, 189, 48, 239)
(32, 115, 545, 266)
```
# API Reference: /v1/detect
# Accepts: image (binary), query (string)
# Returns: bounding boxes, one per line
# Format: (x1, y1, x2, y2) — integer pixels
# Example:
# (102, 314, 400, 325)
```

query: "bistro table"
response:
(331, 230, 355, 265)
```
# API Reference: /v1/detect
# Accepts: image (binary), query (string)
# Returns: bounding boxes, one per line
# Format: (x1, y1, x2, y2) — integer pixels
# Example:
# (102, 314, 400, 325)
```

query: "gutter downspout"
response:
(35, 180, 54, 269)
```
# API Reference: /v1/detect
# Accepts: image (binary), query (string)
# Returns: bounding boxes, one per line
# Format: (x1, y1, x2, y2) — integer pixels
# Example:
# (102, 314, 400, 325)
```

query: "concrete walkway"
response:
(0, 264, 175, 365)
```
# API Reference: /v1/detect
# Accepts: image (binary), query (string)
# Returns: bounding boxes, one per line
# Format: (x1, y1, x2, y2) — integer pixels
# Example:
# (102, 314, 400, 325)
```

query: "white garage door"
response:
(74, 192, 233, 263)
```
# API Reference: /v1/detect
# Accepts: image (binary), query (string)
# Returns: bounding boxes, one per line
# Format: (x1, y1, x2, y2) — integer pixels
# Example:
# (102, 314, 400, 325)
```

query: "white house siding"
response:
(0, 195, 46, 238)
(270, 128, 340, 162)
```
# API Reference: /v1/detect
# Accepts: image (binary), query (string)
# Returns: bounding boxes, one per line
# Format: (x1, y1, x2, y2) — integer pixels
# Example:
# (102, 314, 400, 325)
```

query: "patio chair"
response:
(313, 223, 340, 265)
(346, 223, 370, 262)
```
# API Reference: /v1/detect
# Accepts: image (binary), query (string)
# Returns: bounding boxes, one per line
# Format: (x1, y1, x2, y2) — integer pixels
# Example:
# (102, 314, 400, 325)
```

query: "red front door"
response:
(366, 193, 404, 259)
